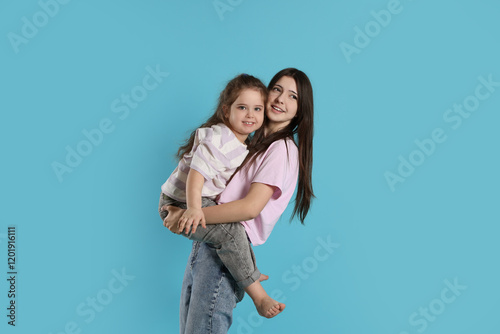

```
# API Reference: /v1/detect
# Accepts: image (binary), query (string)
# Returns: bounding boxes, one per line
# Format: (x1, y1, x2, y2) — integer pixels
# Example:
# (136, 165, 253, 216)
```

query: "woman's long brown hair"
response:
(243, 68, 315, 224)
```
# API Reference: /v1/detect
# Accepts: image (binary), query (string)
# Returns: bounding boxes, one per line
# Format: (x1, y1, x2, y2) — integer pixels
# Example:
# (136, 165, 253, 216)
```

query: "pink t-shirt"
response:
(217, 138, 299, 246)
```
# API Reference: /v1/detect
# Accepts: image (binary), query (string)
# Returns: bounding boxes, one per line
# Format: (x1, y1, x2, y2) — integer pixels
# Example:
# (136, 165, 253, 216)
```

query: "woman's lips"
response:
(271, 105, 285, 113)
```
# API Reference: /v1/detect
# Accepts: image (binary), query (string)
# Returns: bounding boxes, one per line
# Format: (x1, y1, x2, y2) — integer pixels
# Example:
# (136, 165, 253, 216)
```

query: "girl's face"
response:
(224, 88, 265, 142)
(266, 76, 298, 133)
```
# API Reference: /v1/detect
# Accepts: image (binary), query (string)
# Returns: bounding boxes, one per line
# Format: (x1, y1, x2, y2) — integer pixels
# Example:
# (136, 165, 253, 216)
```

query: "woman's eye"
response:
(291, 95, 298, 100)
(273, 87, 281, 92)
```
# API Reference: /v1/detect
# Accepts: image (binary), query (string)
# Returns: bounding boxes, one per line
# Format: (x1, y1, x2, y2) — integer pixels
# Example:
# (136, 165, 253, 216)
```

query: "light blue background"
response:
(1, 0, 499, 333)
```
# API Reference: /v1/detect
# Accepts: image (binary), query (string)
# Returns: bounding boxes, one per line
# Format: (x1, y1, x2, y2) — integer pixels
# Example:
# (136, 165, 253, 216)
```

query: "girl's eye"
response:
(238, 106, 246, 110)
(254, 107, 262, 111)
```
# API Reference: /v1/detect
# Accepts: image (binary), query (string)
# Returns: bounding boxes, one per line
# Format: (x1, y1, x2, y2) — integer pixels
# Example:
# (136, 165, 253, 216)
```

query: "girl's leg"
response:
(158, 192, 183, 221)
(186, 222, 261, 288)
(187, 223, 285, 318)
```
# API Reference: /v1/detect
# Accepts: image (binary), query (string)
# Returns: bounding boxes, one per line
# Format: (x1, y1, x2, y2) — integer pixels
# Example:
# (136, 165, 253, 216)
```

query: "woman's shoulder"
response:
(263, 137, 298, 164)
(268, 137, 298, 154)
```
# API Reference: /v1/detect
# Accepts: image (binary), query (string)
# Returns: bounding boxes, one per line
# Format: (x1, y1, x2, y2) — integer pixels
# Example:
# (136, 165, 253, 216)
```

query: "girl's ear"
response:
(222, 105, 229, 118)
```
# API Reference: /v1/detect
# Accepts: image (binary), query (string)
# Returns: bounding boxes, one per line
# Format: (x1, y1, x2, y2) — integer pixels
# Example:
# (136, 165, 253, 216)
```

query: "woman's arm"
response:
(204, 182, 275, 224)
(162, 182, 275, 233)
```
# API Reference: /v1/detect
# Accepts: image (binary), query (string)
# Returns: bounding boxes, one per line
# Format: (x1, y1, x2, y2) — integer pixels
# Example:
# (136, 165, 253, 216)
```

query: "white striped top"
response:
(161, 123, 248, 201)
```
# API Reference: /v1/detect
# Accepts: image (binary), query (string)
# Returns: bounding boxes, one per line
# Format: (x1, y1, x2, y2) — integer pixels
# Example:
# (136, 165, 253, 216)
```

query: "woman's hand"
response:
(178, 208, 206, 234)
(161, 205, 185, 234)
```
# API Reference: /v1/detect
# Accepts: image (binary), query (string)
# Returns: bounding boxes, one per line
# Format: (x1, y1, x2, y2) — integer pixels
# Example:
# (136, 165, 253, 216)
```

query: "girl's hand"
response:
(179, 208, 206, 234)
(161, 205, 185, 234)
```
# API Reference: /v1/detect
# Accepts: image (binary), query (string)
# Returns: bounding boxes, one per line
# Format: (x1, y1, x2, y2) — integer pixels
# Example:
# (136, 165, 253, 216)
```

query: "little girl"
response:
(159, 74, 284, 318)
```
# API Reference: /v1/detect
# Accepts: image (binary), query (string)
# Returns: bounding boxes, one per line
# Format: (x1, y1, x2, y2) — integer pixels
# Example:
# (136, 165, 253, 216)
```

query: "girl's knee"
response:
(159, 208, 169, 221)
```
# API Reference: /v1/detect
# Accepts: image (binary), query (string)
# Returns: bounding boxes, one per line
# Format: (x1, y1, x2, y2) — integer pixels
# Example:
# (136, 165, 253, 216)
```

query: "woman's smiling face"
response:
(266, 76, 298, 131)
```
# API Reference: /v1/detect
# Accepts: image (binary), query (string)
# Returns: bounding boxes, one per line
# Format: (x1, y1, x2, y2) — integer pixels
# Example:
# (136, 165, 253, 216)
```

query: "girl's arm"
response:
(179, 168, 206, 233)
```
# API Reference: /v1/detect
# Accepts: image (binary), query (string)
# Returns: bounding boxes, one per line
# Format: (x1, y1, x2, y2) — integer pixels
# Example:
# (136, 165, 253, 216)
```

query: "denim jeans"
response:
(179, 241, 244, 334)
(159, 193, 261, 288)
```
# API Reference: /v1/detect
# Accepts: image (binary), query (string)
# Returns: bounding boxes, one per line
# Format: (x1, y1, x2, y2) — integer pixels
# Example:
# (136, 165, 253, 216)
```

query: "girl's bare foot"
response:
(259, 274, 269, 282)
(255, 296, 286, 318)
(245, 280, 285, 318)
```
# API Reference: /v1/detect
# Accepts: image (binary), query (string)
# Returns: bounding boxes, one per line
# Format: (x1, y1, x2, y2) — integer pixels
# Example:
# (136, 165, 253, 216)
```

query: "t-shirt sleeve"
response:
(190, 127, 231, 181)
(252, 141, 297, 199)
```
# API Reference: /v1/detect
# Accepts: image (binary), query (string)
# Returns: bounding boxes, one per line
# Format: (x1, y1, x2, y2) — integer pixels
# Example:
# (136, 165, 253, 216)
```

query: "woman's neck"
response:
(264, 123, 282, 136)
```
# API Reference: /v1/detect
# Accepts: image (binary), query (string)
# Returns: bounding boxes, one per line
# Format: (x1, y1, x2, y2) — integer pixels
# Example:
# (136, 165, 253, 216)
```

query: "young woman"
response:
(162, 68, 315, 333)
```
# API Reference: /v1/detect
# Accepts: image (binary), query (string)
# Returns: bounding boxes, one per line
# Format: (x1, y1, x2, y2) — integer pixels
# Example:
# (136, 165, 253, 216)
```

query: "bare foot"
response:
(259, 274, 269, 282)
(245, 280, 284, 318)
(255, 296, 286, 319)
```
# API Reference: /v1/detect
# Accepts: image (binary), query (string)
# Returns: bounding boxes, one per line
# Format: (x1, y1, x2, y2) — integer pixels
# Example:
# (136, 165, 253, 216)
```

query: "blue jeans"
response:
(159, 193, 261, 288)
(180, 241, 245, 334)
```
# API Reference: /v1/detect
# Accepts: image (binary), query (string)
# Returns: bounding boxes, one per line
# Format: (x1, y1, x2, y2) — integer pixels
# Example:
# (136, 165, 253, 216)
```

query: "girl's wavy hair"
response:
(176, 74, 267, 160)
(241, 68, 315, 224)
